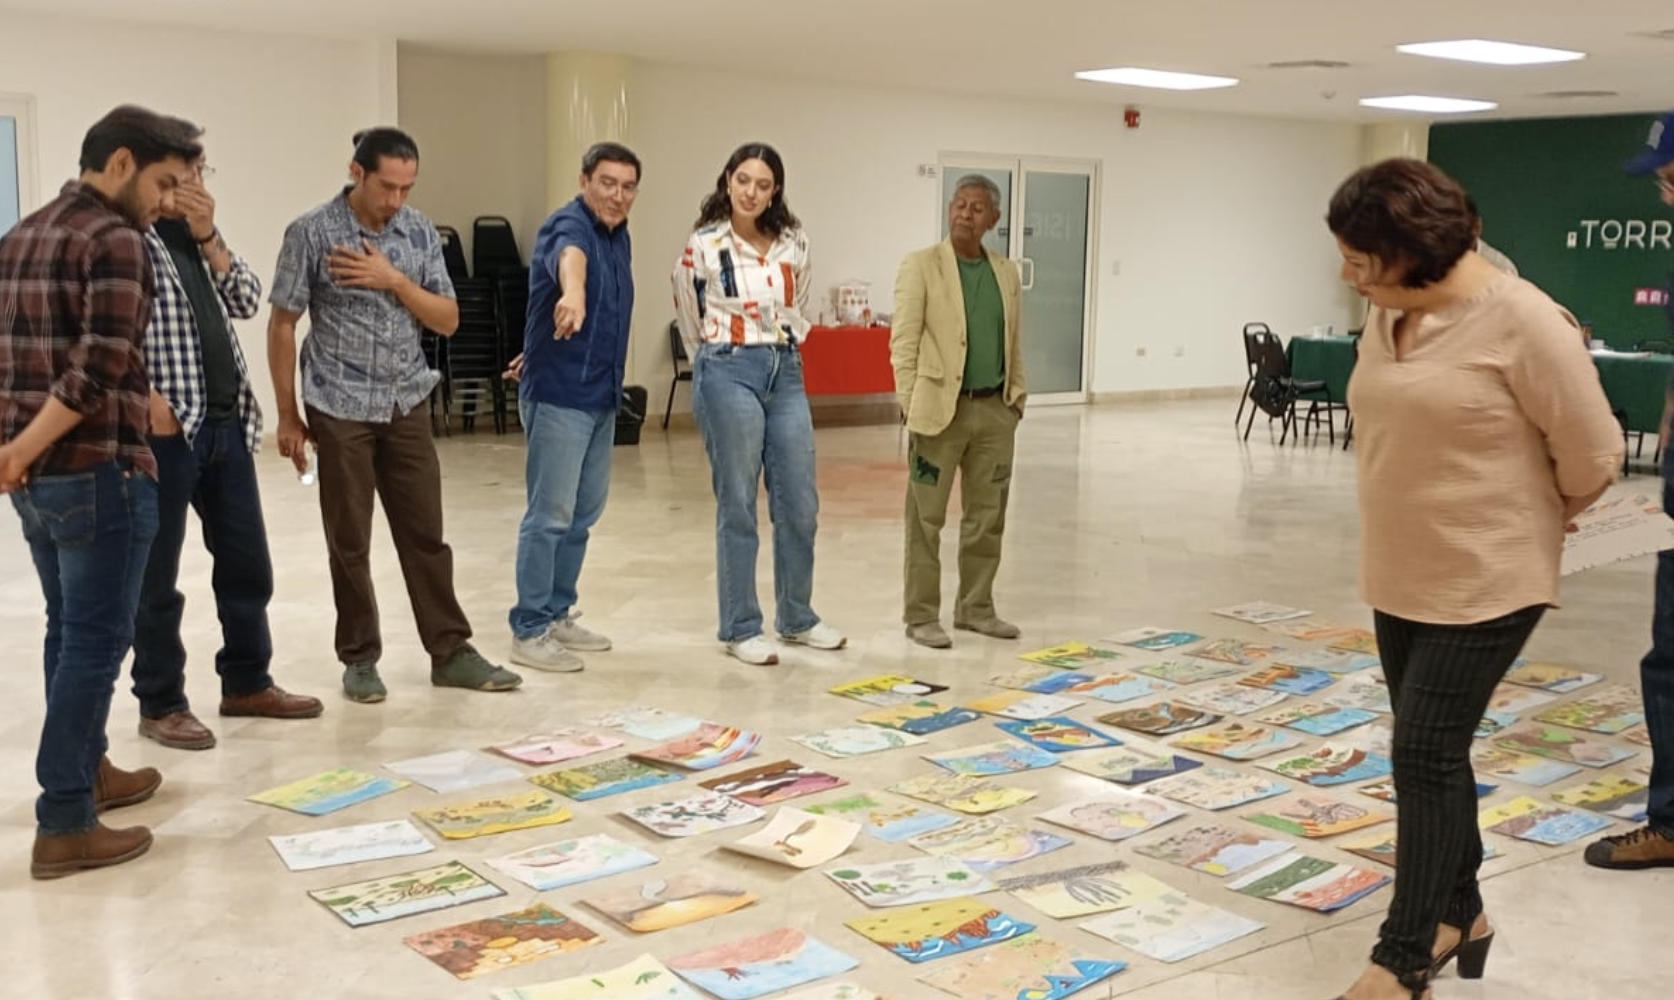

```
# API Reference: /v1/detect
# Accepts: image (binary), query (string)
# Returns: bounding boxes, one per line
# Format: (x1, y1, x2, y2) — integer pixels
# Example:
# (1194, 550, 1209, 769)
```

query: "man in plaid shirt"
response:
(130, 149, 323, 752)
(0, 105, 200, 878)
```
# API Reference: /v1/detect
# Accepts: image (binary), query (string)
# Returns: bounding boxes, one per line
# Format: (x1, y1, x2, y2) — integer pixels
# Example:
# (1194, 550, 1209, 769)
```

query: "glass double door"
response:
(937, 155, 1097, 401)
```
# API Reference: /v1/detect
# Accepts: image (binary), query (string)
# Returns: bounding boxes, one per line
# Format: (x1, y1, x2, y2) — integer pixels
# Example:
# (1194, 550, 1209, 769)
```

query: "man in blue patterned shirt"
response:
(131, 149, 323, 751)
(266, 127, 520, 703)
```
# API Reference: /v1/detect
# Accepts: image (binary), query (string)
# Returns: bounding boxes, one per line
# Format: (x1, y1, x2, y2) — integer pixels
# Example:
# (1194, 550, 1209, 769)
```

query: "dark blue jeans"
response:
(1641, 468, 1674, 835)
(11, 462, 158, 833)
(131, 418, 275, 717)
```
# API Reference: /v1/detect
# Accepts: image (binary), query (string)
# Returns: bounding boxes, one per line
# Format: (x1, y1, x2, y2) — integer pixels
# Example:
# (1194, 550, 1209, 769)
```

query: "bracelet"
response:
(195, 227, 219, 245)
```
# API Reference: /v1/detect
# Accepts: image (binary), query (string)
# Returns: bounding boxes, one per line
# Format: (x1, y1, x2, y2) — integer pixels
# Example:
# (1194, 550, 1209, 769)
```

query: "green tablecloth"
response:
(1286, 335, 1357, 401)
(1283, 339, 1670, 433)
(1592, 351, 1673, 433)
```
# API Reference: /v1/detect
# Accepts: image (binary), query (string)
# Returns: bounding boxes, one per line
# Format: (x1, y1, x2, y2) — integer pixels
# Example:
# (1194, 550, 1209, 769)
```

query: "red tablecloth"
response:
(800, 325, 895, 396)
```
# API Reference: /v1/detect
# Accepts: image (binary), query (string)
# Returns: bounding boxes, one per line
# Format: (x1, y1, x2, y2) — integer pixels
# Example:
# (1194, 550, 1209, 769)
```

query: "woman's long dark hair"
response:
(694, 142, 800, 238)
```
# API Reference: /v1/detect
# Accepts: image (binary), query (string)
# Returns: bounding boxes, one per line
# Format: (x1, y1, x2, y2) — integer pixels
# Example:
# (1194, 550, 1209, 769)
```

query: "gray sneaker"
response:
(509, 631, 586, 673)
(432, 645, 523, 691)
(342, 662, 387, 703)
(548, 614, 611, 652)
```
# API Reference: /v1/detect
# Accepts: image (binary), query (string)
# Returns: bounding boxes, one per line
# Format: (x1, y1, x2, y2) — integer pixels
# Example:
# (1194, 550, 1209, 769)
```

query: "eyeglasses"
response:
(197, 164, 217, 181)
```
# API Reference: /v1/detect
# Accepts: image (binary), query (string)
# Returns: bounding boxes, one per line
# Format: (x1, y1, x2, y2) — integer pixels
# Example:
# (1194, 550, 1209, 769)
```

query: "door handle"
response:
(1018, 257, 1035, 290)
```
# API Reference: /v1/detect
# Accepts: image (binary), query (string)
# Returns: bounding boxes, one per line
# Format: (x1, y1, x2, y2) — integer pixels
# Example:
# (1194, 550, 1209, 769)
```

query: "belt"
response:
(960, 385, 1002, 399)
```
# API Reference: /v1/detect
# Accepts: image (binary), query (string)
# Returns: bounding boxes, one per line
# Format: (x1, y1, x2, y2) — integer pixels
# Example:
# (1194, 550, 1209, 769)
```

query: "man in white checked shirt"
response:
(131, 152, 322, 751)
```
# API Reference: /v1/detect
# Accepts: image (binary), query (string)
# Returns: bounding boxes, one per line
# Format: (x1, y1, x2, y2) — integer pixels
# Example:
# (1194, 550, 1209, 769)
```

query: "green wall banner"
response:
(1429, 113, 1673, 348)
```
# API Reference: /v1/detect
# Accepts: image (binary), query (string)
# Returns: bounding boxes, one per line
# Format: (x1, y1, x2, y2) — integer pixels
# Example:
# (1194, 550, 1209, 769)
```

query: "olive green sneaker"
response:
(342, 661, 387, 704)
(432, 645, 522, 692)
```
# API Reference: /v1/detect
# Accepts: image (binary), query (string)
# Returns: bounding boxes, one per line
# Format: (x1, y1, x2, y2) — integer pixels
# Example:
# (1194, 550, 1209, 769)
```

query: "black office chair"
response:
(664, 321, 693, 429)
(1244, 330, 1333, 445)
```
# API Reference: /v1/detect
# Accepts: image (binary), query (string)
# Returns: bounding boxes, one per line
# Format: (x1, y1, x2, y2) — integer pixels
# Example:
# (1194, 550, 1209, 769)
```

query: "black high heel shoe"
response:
(1430, 929, 1494, 979)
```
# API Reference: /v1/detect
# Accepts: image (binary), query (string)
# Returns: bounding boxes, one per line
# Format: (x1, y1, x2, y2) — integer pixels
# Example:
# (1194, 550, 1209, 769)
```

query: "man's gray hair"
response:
(952, 174, 1002, 213)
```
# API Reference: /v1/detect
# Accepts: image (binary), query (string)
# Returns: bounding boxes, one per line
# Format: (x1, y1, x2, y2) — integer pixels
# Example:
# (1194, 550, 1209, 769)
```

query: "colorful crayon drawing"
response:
(1097, 702, 1223, 735)
(791, 724, 928, 759)
(529, 757, 682, 801)
(485, 833, 658, 891)
(1245, 796, 1392, 838)
(1189, 638, 1284, 665)
(1478, 795, 1614, 845)
(412, 790, 572, 840)
(488, 728, 625, 765)
(908, 815, 1072, 873)
(995, 861, 1134, 919)
(1173, 722, 1303, 761)
(1019, 642, 1128, 670)
(622, 791, 765, 838)
(806, 793, 960, 842)
(1037, 793, 1184, 842)
(402, 902, 600, 980)
(1225, 853, 1390, 913)
(308, 861, 504, 927)
(827, 857, 994, 907)
(1533, 685, 1646, 735)
(1468, 745, 1583, 787)
(490, 953, 700, 1000)
(725, 807, 862, 868)
(997, 716, 1121, 752)
(588, 706, 704, 741)
(698, 759, 848, 805)
(1502, 662, 1603, 694)
(1060, 742, 1203, 785)
(1134, 660, 1242, 686)
(890, 772, 1038, 814)
(1133, 823, 1293, 876)
(1257, 702, 1377, 737)
(963, 691, 1084, 721)
(828, 675, 948, 707)
(268, 819, 433, 872)
(248, 767, 407, 816)
(666, 928, 859, 1000)
(1145, 766, 1291, 810)
(846, 897, 1035, 963)
(1105, 627, 1203, 651)
(924, 739, 1062, 776)
(916, 933, 1127, 1000)
(583, 871, 758, 932)
(1493, 726, 1637, 769)
(1235, 664, 1335, 696)
(1260, 743, 1394, 786)
(631, 722, 762, 771)
(856, 700, 983, 735)
(1551, 772, 1651, 821)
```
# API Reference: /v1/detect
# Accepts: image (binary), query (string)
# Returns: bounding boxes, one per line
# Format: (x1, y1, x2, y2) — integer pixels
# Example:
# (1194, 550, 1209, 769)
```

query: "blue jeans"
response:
(1641, 467, 1674, 835)
(510, 401, 615, 640)
(10, 463, 158, 833)
(131, 418, 274, 717)
(692, 343, 821, 642)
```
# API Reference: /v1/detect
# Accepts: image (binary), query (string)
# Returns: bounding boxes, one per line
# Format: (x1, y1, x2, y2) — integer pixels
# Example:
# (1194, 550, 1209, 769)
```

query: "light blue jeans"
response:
(509, 400, 615, 640)
(692, 343, 821, 642)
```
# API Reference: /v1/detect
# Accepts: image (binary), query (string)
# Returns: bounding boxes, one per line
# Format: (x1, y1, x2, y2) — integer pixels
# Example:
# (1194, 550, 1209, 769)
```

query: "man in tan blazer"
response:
(891, 175, 1027, 649)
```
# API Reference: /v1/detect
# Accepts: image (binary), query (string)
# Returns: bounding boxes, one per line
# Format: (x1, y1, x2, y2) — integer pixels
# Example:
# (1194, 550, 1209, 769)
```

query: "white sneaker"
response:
(781, 621, 847, 650)
(548, 614, 611, 652)
(726, 635, 780, 666)
(509, 632, 585, 673)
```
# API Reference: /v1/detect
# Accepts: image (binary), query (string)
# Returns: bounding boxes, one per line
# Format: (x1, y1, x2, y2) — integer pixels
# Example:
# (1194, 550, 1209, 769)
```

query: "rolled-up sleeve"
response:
(671, 232, 706, 356)
(1508, 306, 1624, 498)
(215, 254, 263, 319)
(52, 230, 150, 413)
(268, 220, 315, 314)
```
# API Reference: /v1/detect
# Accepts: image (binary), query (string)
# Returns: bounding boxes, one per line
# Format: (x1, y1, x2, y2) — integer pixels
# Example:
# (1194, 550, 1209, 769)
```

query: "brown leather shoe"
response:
(95, 756, 162, 812)
(138, 709, 217, 750)
(31, 821, 153, 879)
(219, 685, 324, 720)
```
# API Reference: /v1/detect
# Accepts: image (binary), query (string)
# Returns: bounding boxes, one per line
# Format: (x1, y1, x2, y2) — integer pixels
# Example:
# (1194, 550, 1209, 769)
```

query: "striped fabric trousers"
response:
(1370, 604, 1545, 975)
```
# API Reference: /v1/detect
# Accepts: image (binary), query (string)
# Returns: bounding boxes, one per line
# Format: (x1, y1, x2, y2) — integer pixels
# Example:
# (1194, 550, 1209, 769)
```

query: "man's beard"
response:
(113, 176, 150, 227)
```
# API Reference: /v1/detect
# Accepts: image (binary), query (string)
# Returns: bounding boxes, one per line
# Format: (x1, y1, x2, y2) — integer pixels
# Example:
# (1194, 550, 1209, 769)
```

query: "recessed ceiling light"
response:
(1396, 39, 1585, 65)
(1359, 95, 1499, 114)
(1266, 59, 1352, 71)
(1074, 67, 1239, 91)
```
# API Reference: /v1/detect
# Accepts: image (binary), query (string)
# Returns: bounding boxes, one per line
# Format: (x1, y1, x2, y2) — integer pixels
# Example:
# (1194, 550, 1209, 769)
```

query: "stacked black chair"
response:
(447, 278, 506, 434)
(436, 225, 470, 286)
(493, 267, 531, 431)
(472, 215, 523, 280)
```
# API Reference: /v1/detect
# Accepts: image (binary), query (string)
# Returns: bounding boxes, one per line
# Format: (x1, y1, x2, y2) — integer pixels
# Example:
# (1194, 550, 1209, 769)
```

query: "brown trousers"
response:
(903, 393, 1019, 625)
(307, 404, 472, 667)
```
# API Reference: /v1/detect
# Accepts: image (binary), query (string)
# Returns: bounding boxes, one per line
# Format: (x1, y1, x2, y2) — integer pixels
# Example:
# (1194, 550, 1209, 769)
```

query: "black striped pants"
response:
(1371, 604, 1545, 975)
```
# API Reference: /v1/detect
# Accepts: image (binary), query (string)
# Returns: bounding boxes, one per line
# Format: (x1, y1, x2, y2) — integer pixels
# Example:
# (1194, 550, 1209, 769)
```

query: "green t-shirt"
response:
(957, 254, 1005, 392)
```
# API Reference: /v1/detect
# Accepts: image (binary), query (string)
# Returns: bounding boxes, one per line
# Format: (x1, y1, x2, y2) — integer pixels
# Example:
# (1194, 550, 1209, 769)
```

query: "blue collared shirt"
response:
(268, 190, 453, 422)
(521, 195, 633, 413)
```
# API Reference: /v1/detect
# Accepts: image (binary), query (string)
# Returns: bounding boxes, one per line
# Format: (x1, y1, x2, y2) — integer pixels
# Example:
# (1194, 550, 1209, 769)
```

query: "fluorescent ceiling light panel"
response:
(1359, 95, 1498, 114)
(1396, 39, 1585, 65)
(1074, 67, 1239, 91)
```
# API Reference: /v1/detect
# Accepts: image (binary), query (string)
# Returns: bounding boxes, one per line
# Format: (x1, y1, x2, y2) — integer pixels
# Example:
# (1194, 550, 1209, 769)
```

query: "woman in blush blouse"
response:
(672, 142, 845, 666)
(1325, 158, 1621, 1000)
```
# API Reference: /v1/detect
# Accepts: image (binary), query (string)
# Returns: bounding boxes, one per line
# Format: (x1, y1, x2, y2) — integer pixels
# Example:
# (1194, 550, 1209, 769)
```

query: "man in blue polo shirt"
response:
(1588, 110, 1674, 870)
(507, 142, 640, 672)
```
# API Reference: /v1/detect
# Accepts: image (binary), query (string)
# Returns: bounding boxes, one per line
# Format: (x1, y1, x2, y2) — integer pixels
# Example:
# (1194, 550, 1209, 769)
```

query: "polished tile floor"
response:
(0, 397, 1664, 1000)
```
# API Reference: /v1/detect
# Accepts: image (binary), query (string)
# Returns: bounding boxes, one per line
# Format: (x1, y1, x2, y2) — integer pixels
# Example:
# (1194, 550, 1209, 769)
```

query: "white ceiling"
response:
(6, 0, 1673, 122)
